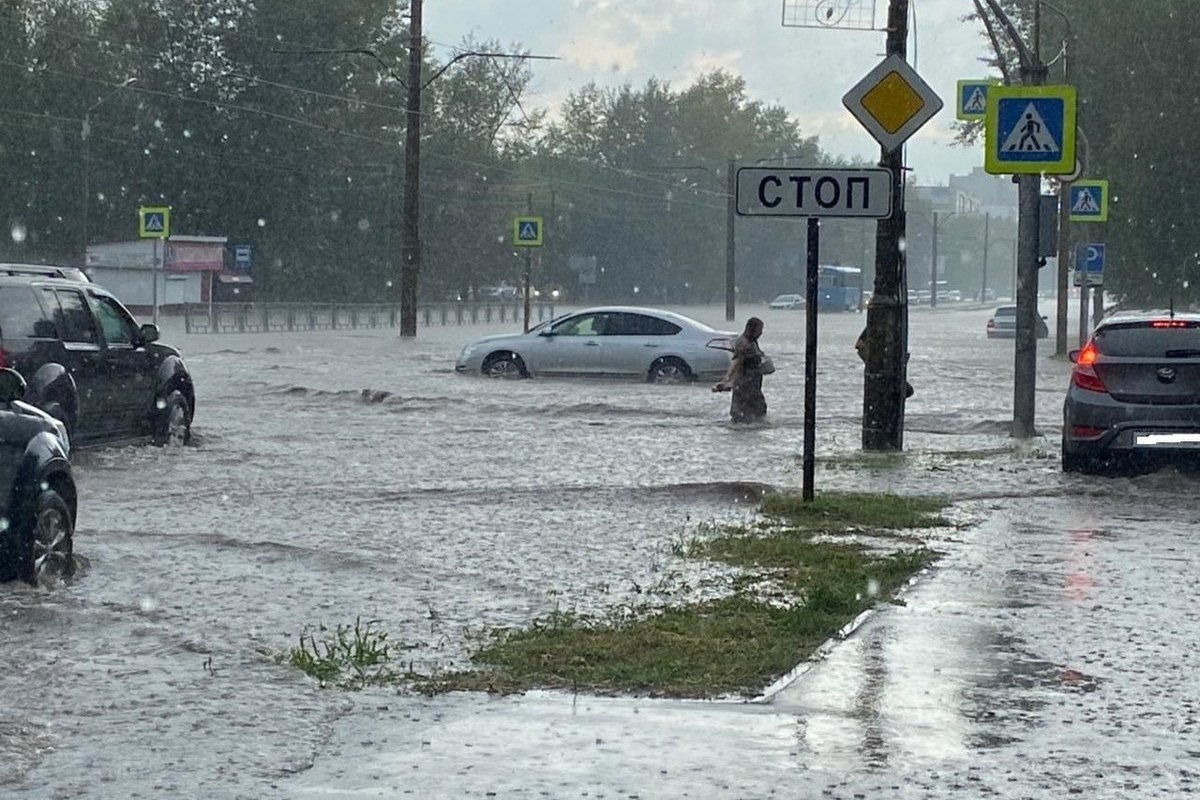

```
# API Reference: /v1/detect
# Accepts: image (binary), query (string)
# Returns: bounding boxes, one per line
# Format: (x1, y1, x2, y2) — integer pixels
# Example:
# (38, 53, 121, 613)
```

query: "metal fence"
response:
(182, 301, 557, 334)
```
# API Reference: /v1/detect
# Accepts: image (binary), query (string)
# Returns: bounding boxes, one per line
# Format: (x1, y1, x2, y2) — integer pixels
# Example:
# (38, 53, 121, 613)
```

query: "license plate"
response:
(1134, 432, 1200, 447)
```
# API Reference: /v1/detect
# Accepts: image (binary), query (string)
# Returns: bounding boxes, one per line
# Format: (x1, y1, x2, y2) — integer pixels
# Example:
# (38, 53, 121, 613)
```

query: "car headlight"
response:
(458, 343, 477, 361)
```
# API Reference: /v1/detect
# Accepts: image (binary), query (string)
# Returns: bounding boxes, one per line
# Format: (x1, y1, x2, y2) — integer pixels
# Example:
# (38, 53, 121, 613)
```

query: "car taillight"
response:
(1071, 425, 1107, 438)
(1071, 364, 1107, 393)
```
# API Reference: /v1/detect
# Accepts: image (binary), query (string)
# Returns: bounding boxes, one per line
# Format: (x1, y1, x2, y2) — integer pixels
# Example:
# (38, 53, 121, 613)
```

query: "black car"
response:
(0, 368, 76, 585)
(0, 264, 194, 447)
(1063, 310, 1200, 473)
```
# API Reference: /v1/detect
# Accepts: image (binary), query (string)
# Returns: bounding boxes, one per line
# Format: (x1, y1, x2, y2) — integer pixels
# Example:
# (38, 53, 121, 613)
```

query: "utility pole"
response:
(1055, 181, 1071, 356)
(400, 0, 422, 338)
(725, 158, 736, 321)
(1011, 1, 1048, 439)
(862, 0, 909, 452)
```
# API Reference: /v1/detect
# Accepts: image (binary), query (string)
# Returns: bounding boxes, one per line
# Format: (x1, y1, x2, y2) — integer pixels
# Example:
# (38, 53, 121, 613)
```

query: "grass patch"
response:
(284, 492, 949, 698)
(760, 491, 948, 532)
(287, 617, 399, 688)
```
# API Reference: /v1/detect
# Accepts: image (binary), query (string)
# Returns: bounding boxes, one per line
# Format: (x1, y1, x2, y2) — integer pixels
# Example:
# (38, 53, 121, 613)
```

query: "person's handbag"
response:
(760, 355, 776, 375)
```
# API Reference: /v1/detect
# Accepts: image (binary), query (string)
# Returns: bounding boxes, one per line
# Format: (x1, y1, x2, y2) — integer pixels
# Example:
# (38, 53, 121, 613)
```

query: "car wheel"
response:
(482, 352, 527, 379)
(21, 489, 74, 585)
(647, 357, 693, 384)
(154, 390, 191, 446)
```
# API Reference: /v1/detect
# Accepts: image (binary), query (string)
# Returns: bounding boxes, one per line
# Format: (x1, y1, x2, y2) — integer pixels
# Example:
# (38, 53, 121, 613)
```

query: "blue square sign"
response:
(985, 85, 1076, 175)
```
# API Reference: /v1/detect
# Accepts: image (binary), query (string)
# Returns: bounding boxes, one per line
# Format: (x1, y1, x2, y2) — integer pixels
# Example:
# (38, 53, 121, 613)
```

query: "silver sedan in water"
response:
(455, 306, 737, 383)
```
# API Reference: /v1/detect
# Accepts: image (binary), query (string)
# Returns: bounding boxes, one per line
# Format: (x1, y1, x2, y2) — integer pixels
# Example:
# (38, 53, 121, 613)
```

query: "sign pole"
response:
(802, 217, 820, 502)
(524, 193, 533, 332)
(152, 237, 160, 327)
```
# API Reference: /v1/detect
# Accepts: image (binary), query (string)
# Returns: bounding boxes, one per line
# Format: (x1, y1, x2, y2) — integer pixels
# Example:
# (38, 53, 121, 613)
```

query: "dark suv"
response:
(0, 368, 76, 585)
(0, 264, 194, 447)
(1063, 310, 1200, 472)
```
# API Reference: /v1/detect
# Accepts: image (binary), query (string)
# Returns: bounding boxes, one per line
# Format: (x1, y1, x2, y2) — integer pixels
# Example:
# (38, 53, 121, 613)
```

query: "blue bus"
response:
(817, 265, 864, 311)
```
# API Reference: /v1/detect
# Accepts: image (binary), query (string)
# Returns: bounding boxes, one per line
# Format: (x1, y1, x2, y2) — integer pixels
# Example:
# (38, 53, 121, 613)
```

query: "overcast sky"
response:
(425, 0, 994, 186)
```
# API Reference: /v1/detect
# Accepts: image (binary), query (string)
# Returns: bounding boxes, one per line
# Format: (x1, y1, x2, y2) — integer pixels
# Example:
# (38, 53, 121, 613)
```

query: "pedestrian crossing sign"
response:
(138, 205, 171, 239)
(513, 215, 543, 247)
(984, 85, 1076, 175)
(956, 78, 996, 121)
(1069, 180, 1109, 222)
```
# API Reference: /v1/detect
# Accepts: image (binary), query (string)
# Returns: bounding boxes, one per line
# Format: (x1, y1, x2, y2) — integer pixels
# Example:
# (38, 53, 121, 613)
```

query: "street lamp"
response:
(81, 77, 137, 261)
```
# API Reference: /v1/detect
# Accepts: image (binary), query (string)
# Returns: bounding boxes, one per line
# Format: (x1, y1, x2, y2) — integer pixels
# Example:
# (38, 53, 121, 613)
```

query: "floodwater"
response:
(3, 303, 1195, 798)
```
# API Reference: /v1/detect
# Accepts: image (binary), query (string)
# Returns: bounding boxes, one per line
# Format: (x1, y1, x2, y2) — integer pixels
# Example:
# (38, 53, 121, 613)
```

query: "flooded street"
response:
(3, 304, 1195, 798)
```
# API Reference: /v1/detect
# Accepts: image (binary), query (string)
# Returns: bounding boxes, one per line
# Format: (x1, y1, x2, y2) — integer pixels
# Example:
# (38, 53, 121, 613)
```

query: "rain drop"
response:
(154, 119, 164, 130)
(0, 518, 9, 532)
(156, 397, 167, 410)
(183, 129, 193, 138)
(257, 218, 267, 227)
(867, 578, 880, 597)
(357, 218, 370, 231)
(11, 222, 26, 243)
(386, 280, 394, 288)
(140, 597, 158, 612)
(329, 211, 340, 223)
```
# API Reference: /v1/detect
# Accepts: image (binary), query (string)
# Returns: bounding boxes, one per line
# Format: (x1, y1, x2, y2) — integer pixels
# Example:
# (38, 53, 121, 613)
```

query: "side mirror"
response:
(538, 328, 556, 337)
(33, 319, 57, 339)
(1068, 349, 1080, 364)
(139, 323, 160, 344)
(0, 369, 27, 403)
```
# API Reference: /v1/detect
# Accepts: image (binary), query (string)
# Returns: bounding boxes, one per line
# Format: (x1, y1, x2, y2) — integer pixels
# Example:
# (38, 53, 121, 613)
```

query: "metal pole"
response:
(1078, 272, 1089, 347)
(400, 0, 422, 338)
(1055, 180, 1071, 356)
(981, 212, 990, 301)
(152, 237, 160, 327)
(1092, 284, 1104, 326)
(803, 217, 820, 502)
(862, 0, 909, 452)
(81, 116, 90, 263)
(524, 192, 533, 332)
(725, 159, 736, 321)
(930, 211, 938, 308)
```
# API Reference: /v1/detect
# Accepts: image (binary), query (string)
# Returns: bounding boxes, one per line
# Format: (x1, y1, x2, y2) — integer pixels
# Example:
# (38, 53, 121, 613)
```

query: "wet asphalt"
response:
(3, 303, 1196, 798)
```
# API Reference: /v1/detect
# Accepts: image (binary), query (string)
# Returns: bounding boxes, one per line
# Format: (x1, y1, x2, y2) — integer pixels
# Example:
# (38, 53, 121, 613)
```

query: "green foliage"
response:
(972, 1, 1200, 306)
(0, 2, 841, 305)
(288, 617, 394, 688)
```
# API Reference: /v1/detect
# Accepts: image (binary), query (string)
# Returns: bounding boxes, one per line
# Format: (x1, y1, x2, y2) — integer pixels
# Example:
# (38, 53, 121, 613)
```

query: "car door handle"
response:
(643, 343, 660, 348)
(585, 341, 600, 346)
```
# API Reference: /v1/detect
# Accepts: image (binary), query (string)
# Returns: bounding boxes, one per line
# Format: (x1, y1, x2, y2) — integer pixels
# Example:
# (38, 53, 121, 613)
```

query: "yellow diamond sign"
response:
(843, 54, 943, 153)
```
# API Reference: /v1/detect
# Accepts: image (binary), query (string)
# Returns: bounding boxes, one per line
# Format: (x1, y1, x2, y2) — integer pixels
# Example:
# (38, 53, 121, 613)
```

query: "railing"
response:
(182, 301, 557, 334)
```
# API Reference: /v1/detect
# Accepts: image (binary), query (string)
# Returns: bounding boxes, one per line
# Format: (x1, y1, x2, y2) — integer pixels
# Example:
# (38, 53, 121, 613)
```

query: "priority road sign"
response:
(138, 205, 170, 239)
(956, 78, 996, 121)
(985, 85, 1076, 175)
(1069, 180, 1109, 222)
(513, 215, 543, 247)
(735, 167, 893, 218)
(843, 54, 943, 154)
